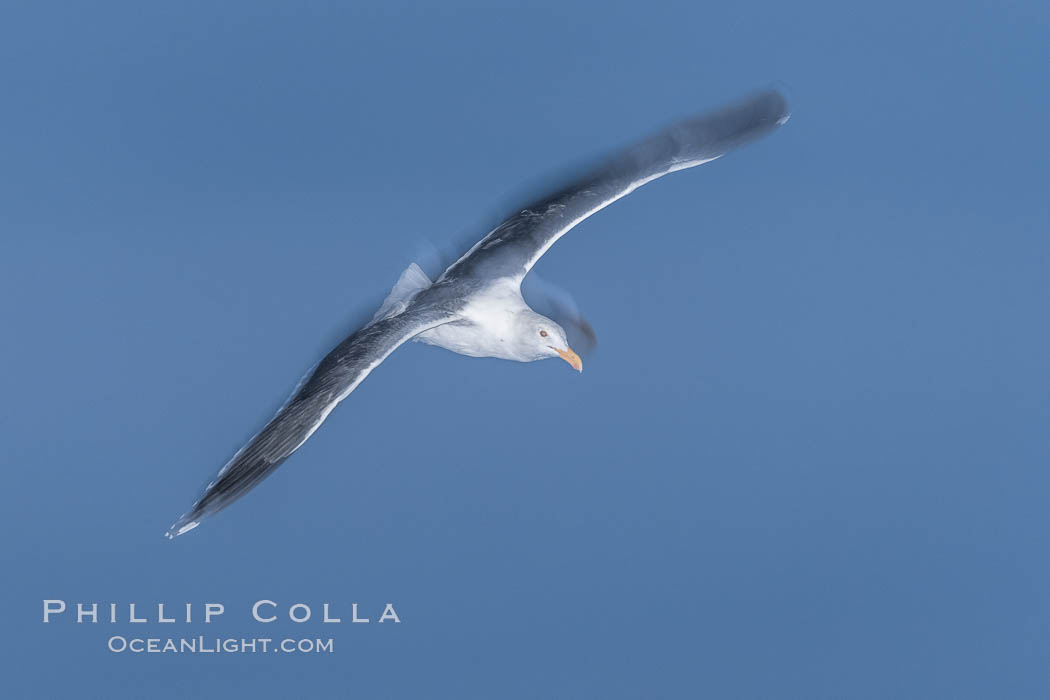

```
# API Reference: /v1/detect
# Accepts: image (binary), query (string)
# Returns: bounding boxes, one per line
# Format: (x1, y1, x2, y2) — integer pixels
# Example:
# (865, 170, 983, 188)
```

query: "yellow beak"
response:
(555, 346, 583, 372)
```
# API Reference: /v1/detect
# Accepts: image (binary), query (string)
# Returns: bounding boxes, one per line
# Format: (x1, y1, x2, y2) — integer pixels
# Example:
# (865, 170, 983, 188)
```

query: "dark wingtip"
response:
(769, 89, 791, 127)
(164, 501, 206, 540)
(742, 88, 791, 131)
(747, 86, 792, 132)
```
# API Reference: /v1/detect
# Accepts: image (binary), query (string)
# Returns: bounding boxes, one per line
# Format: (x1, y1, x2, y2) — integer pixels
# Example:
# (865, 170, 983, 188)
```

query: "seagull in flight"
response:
(166, 90, 789, 538)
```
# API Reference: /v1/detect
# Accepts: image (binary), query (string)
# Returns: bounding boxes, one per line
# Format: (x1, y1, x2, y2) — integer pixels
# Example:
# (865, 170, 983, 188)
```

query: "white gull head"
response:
(509, 309, 583, 370)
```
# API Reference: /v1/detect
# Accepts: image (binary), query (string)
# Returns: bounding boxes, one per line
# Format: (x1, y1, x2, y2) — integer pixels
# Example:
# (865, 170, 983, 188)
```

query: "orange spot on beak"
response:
(555, 346, 583, 372)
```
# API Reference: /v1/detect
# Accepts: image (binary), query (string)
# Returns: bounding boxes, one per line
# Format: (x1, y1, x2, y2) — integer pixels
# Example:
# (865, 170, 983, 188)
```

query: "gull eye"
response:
(539, 330, 548, 338)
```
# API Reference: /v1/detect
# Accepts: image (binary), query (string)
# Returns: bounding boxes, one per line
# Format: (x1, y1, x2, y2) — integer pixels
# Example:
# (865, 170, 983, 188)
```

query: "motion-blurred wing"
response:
(448, 90, 789, 282)
(165, 309, 450, 538)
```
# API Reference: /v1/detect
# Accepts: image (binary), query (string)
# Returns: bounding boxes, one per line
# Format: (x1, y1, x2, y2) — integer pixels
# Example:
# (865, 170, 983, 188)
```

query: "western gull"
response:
(165, 90, 789, 538)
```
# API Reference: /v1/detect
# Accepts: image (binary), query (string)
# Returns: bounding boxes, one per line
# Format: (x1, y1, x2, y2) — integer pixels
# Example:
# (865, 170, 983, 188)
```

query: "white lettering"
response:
(43, 600, 66, 623)
(77, 602, 97, 624)
(378, 603, 400, 623)
(205, 603, 224, 623)
(289, 604, 311, 623)
(129, 603, 146, 623)
(252, 600, 277, 623)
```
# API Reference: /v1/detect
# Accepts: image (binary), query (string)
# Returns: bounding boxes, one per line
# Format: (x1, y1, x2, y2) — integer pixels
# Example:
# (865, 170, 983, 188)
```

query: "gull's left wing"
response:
(165, 307, 452, 539)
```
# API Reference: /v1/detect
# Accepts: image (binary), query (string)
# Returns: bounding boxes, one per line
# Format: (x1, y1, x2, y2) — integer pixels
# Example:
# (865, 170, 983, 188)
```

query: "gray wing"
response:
(165, 308, 451, 538)
(445, 90, 789, 283)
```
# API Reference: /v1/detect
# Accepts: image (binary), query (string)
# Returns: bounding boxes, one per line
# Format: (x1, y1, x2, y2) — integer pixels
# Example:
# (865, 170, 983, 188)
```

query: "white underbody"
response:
(415, 280, 535, 362)
(372, 263, 538, 362)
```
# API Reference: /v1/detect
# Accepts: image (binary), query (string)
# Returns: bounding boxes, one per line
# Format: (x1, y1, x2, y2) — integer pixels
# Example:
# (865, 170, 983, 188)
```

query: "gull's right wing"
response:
(445, 90, 789, 284)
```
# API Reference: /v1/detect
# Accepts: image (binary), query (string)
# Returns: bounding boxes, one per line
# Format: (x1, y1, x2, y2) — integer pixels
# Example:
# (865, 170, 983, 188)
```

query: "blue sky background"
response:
(1, 1, 1047, 698)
